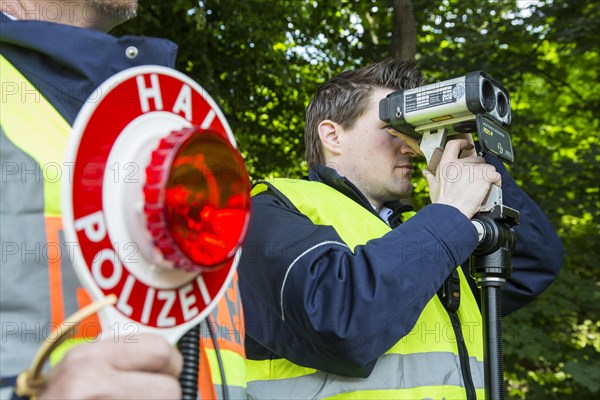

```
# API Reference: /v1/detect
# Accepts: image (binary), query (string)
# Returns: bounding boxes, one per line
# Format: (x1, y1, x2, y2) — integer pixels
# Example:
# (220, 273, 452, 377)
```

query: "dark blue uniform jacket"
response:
(0, 13, 177, 122)
(239, 161, 563, 377)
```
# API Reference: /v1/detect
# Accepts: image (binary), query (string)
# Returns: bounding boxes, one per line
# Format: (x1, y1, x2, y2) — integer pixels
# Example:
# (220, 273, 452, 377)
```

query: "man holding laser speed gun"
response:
(238, 58, 563, 399)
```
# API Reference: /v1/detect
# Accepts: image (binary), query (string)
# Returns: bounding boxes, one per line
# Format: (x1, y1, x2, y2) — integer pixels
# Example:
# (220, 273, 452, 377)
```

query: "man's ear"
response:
(318, 120, 343, 156)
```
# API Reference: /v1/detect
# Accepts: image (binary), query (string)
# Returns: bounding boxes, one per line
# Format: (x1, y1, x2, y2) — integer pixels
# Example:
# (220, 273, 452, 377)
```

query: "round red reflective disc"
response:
(145, 127, 251, 271)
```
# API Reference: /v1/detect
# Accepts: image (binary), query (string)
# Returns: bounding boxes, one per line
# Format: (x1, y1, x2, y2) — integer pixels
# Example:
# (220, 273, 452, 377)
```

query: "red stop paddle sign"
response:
(62, 66, 250, 342)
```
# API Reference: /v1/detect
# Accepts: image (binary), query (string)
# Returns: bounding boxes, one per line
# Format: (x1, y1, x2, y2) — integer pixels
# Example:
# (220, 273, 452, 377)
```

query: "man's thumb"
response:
(423, 169, 434, 186)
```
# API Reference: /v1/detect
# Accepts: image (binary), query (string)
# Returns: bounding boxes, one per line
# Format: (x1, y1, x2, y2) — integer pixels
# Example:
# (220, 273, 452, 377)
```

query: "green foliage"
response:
(115, 0, 599, 397)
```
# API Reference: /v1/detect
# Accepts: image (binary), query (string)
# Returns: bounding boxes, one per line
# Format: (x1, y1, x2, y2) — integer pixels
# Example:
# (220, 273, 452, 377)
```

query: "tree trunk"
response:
(391, 0, 417, 60)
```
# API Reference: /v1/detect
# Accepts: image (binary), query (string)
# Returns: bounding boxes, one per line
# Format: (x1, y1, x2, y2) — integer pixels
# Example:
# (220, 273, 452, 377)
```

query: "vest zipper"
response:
(449, 311, 477, 400)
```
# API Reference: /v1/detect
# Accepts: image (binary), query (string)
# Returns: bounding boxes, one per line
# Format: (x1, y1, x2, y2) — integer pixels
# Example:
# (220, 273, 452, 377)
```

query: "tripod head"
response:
(471, 203, 519, 286)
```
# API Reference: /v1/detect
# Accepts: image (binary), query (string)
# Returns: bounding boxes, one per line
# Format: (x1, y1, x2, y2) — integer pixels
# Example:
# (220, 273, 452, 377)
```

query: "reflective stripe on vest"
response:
(1, 54, 99, 374)
(0, 56, 246, 398)
(247, 179, 485, 399)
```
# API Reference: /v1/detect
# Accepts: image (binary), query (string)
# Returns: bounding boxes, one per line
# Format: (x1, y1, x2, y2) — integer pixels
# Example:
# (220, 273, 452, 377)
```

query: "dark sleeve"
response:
(238, 191, 479, 377)
(484, 155, 563, 316)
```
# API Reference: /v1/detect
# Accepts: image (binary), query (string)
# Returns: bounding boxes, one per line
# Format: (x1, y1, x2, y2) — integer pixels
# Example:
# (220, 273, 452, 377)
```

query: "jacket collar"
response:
(0, 14, 178, 122)
(0, 15, 178, 84)
(308, 165, 413, 227)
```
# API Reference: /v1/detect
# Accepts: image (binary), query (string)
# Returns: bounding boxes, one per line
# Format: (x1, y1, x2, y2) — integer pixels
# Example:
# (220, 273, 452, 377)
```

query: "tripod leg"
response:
(481, 284, 505, 400)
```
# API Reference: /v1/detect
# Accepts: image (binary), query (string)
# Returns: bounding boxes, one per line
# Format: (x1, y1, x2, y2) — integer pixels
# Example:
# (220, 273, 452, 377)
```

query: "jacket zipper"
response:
(449, 311, 477, 399)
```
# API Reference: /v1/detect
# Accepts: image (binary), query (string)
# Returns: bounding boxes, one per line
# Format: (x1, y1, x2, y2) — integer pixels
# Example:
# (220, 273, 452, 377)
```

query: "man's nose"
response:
(400, 141, 420, 157)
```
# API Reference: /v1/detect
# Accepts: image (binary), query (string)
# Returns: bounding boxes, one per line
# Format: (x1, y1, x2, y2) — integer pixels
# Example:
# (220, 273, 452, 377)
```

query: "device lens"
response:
(481, 79, 496, 112)
(496, 92, 508, 118)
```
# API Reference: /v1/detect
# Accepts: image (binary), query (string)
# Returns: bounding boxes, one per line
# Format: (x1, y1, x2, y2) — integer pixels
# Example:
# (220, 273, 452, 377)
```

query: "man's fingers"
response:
(41, 335, 182, 400)
(94, 335, 183, 377)
(440, 138, 470, 164)
(117, 372, 182, 400)
(426, 147, 444, 173)
(423, 169, 434, 184)
(491, 171, 502, 188)
(448, 134, 476, 156)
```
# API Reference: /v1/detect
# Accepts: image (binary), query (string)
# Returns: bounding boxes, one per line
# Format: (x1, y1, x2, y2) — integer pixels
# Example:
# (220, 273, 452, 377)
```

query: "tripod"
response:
(470, 195, 519, 400)
(419, 116, 519, 399)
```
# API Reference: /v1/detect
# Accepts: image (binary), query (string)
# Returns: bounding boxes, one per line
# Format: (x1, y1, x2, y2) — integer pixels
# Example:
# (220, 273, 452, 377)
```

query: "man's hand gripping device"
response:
(380, 72, 520, 400)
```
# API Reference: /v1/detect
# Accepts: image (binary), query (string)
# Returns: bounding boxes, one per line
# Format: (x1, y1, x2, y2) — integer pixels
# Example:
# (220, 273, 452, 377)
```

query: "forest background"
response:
(115, 1, 599, 398)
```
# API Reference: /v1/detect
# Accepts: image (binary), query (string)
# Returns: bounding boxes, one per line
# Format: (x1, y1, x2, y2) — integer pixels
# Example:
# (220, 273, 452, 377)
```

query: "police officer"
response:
(0, 1, 245, 398)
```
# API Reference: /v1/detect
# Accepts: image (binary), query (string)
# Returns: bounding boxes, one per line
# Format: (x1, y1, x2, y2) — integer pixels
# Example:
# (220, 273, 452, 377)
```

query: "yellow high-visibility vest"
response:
(246, 178, 485, 399)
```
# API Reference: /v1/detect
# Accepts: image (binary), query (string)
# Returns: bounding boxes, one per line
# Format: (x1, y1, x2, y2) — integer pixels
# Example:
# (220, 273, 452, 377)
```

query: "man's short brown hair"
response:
(304, 58, 423, 167)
